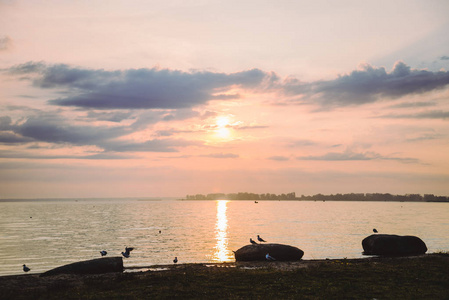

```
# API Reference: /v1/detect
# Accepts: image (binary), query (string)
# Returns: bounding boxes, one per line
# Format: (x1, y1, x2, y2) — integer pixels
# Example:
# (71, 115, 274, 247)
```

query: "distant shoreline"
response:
(1, 198, 448, 203)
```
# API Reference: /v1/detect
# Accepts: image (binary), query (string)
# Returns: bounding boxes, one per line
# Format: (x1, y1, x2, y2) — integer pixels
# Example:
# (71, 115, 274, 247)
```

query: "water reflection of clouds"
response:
(213, 200, 233, 262)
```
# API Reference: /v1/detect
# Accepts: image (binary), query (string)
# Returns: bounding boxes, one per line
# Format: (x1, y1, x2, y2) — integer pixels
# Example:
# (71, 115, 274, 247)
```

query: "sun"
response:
(216, 116, 230, 127)
(215, 116, 232, 139)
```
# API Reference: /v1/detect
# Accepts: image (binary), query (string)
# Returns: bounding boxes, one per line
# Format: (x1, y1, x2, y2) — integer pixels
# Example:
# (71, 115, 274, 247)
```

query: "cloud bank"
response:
(6, 62, 271, 109)
(283, 61, 449, 107)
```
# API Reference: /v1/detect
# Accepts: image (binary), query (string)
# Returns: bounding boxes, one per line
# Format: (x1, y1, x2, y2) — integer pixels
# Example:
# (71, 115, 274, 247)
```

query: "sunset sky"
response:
(1, 0, 449, 198)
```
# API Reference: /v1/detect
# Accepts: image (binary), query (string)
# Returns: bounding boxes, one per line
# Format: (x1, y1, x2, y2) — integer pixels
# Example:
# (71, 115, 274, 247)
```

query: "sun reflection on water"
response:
(213, 200, 233, 262)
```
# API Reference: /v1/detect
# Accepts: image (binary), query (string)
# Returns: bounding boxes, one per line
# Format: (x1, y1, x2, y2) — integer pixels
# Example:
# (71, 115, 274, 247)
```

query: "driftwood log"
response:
(41, 257, 123, 277)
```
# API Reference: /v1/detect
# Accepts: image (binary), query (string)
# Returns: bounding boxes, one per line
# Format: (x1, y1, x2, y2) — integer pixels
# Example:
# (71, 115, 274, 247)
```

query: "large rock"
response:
(41, 257, 123, 277)
(234, 243, 304, 261)
(362, 234, 427, 256)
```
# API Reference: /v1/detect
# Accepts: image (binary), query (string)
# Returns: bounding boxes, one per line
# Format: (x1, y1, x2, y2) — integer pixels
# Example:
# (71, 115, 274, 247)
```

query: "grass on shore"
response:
(1, 254, 448, 299)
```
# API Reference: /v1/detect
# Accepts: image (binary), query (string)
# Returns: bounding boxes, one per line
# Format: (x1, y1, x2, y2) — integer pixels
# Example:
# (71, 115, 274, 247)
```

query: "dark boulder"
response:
(234, 243, 304, 261)
(362, 234, 427, 256)
(41, 257, 123, 277)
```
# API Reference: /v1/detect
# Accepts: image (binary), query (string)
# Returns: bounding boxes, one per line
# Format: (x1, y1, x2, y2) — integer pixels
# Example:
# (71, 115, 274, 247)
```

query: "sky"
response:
(1, 0, 449, 198)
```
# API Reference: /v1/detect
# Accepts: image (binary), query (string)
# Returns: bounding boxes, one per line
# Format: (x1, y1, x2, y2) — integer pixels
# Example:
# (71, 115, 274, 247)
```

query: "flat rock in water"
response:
(41, 257, 123, 277)
(362, 234, 427, 256)
(234, 243, 304, 261)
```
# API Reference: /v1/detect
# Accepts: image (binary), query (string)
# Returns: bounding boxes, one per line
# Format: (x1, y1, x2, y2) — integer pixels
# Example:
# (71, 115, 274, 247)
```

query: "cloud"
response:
(0, 113, 202, 153)
(0, 150, 130, 160)
(268, 156, 290, 161)
(85, 111, 135, 123)
(199, 153, 239, 158)
(283, 62, 449, 107)
(441, 56, 449, 60)
(101, 138, 201, 153)
(298, 151, 375, 161)
(378, 110, 449, 120)
(287, 139, 317, 147)
(388, 101, 436, 109)
(0, 35, 12, 51)
(0, 132, 33, 144)
(5, 62, 272, 110)
(297, 150, 419, 164)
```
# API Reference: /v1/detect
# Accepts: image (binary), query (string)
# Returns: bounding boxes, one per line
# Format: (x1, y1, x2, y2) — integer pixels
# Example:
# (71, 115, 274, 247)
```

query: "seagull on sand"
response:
(23, 264, 30, 272)
(257, 235, 266, 243)
(373, 228, 378, 233)
(250, 238, 258, 245)
(100, 250, 107, 256)
(173, 257, 178, 264)
(265, 253, 276, 261)
(122, 247, 134, 258)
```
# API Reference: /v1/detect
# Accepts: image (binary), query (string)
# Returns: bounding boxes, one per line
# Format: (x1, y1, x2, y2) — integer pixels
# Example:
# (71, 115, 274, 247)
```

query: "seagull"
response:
(173, 257, 178, 264)
(100, 250, 107, 256)
(121, 247, 134, 258)
(250, 238, 258, 245)
(23, 264, 30, 272)
(373, 228, 378, 233)
(265, 253, 276, 261)
(257, 235, 266, 243)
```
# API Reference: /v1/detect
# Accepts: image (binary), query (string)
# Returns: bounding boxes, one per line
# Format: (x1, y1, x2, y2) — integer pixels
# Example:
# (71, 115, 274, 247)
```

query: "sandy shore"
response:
(1, 254, 448, 299)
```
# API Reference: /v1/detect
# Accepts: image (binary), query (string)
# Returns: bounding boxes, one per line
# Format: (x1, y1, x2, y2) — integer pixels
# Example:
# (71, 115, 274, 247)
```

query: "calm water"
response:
(0, 199, 448, 276)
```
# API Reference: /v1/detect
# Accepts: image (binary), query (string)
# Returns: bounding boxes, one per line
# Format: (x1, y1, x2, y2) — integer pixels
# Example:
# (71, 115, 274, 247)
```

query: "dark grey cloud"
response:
(388, 101, 436, 109)
(441, 56, 449, 60)
(283, 62, 449, 107)
(13, 116, 126, 145)
(0, 149, 130, 160)
(85, 111, 135, 123)
(101, 138, 201, 153)
(378, 110, 449, 120)
(297, 150, 419, 164)
(6, 62, 271, 110)
(0, 113, 202, 153)
(0, 132, 33, 144)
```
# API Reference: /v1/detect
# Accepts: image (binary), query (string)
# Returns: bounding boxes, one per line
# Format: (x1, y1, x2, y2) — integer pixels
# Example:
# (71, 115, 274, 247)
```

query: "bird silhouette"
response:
(250, 238, 258, 245)
(257, 235, 266, 243)
(100, 250, 107, 256)
(121, 247, 134, 258)
(23, 264, 30, 272)
(173, 257, 178, 264)
(373, 228, 378, 233)
(265, 253, 276, 261)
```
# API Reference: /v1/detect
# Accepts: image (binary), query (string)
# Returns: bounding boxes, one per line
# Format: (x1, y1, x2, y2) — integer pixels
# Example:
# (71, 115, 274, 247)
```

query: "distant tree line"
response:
(298, 193, 449, 202)
(184, 192, 449, 202)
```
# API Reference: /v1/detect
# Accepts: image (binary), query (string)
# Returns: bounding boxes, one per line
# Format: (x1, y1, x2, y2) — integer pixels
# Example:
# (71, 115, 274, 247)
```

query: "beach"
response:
(1, 254, 448, 299)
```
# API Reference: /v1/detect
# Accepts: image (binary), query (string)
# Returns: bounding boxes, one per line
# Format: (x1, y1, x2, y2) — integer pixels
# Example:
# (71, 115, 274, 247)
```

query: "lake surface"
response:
(1, 199, 448, 276)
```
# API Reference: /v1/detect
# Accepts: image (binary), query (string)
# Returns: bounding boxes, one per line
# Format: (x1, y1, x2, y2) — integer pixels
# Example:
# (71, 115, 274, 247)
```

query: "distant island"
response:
(184, 192, 449, 202)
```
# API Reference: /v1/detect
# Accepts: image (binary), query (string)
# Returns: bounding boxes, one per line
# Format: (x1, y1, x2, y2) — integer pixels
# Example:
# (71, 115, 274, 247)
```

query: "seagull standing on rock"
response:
(100, 250, 107, 256)
(122, 247, 134, 258)
(250, 238, 258, 245)
(265, 253, 276, 261)
(23, 264, 30, 272)
(257, 235, 266, 243)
